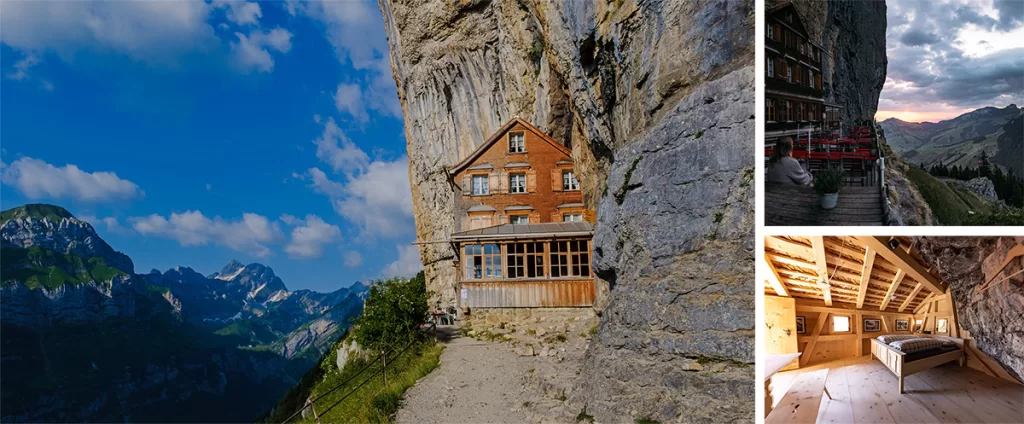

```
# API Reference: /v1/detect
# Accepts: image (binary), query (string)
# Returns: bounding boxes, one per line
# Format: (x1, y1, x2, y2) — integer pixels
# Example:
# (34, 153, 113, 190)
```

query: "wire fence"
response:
(280, 339, 419, 424)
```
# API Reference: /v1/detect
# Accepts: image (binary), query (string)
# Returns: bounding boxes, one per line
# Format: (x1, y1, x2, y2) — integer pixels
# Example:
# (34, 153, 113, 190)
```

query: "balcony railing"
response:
(766, 77, 824, 99)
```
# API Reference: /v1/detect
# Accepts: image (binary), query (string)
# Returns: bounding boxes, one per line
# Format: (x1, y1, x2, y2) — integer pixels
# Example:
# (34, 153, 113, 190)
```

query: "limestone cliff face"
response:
(775, 0, 887, 123)
(379, 0, 754, 421)
(913, 237, 1024, 382)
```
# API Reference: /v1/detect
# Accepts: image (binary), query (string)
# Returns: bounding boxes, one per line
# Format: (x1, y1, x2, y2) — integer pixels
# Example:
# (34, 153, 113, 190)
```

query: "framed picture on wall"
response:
(864, 318, 881, 332)
(937, 318, 948, 334)
(914, 319, 923, 332)
(796, 316, 806, 334)
(895, 319, 909, 331)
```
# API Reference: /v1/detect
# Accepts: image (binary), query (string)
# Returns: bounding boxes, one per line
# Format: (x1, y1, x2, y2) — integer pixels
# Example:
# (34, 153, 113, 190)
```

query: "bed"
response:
(870, 334, 966, 393)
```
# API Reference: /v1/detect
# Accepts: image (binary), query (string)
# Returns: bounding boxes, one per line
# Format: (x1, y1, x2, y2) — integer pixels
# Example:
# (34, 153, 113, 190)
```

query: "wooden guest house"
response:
(765, 2, 826, 144)
(762, 236, 1023, 423)
(445, 118, 597, 311)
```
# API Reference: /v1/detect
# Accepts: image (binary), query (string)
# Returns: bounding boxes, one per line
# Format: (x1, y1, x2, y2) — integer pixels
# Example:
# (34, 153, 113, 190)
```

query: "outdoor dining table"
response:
(764, 183, 884, 226)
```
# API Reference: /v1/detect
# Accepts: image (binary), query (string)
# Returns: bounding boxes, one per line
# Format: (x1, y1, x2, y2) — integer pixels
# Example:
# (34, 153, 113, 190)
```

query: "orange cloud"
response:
(875, 108, 972, 123)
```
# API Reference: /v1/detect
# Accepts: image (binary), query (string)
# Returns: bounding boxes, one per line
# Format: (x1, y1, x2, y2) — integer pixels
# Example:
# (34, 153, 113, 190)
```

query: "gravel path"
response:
(395, 332, 587, 424)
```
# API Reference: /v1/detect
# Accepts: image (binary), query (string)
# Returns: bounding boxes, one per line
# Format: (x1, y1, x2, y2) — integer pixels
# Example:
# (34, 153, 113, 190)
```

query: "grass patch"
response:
(636, 418, 660, 424)
(1, 247, 128, 290)
(614, 156, 642, 205)
(271, 341, 443, 423)
(905, 167, 996, 225)
(0, 204, 73, 225)
(576, 409, 595, 423)
(740, 167, 754, 187)
(588, 325, 598, 336)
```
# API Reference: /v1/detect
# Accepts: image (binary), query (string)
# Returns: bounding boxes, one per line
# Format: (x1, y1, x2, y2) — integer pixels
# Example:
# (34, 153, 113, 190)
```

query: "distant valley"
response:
(880, 104, 1023, 174)
(0, 204, 366, 422)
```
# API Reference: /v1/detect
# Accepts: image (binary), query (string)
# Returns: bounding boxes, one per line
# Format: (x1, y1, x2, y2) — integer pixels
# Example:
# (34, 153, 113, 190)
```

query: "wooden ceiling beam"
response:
(809, 236, 832, 306)
(879, 269, 905, 311)
(764, 252, 789, 297)
(857, 247, 875, 309)
(898, 283, 923, 312)
(914, 293, 935, 314)
(856, 236, 946, 295)
(764, 236, 815, 260)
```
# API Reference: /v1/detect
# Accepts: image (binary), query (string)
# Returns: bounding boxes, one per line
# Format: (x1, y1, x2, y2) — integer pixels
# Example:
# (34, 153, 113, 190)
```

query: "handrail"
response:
(280, 339, 419, 423)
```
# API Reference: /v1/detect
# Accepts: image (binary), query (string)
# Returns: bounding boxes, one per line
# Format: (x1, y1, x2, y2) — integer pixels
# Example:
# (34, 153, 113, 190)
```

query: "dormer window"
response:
(509, 132, 525, 153)
(472, 175, 489, 195)
(562, 170, 579, 191)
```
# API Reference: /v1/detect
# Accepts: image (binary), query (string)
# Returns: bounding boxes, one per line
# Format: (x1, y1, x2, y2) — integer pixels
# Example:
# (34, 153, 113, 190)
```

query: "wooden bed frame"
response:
(870, 336, 967, 393)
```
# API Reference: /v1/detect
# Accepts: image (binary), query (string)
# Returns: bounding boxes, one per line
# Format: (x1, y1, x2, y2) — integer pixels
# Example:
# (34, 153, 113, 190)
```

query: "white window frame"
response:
(809, 69, 815, 87)
(562, 170, 580, 191)
(510, 215, 529, 224)
(562, 213, 583, 222)
(472, 175, 489, 195)
(787, 64, 792, 82)
(509, 132, 525, 153)
(767, 57, 774, 77)
(509, 173, 526, 194)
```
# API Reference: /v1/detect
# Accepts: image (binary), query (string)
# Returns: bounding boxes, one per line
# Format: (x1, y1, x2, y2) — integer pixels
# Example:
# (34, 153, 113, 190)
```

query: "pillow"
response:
(889, 337, 946, 353)
(877, 334, 919, 344)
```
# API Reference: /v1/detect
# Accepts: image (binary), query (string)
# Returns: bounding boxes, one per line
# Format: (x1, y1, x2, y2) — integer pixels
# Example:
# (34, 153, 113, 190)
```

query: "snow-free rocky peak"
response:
(0, 204, 135, 274)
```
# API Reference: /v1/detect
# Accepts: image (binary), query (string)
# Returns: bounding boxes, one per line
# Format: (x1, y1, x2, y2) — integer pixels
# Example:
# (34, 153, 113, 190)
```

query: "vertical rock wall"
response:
(913, 236, 1024, 382)
(773, 0, 888, 124)
(379, 0, 754, 421)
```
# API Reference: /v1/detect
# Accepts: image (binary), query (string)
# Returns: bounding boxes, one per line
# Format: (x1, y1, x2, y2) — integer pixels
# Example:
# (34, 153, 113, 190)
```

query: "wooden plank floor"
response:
(765, 184, 884, 226)
(770, 356, 1024, 423)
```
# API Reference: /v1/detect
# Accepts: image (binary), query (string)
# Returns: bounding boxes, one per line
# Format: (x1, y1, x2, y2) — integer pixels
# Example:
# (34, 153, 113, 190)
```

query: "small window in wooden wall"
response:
(550, 240, 590, 278)
(464, 244, 502, 279)
(507, 242, 545, 279)
(509, 132, 525, 153)
(832, 315, 851, 333)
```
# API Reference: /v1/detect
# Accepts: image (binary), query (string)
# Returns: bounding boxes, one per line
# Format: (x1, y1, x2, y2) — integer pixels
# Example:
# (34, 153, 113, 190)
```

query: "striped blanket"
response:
(889, 337, 952, 353)
(876, 334, 918, 344)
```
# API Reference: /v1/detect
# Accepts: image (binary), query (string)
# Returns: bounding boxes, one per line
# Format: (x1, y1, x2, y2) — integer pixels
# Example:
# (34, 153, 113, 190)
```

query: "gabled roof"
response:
(448, 117, 572, 175)
(768, 2, 812, 41)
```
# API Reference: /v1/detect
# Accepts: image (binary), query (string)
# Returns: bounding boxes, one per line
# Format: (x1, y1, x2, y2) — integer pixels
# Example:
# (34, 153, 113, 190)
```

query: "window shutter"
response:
(462, 174, 472, 195)
(551, 211, 560, 222)
(488, 172, 500, 195)
(526, 169, 537, 193)
(528, 212, 540, 223)
(551, 169, 563, 192)
(584, 209, 596, 223)
(498, 171, 508, 193)
(497, 214, 507, 225)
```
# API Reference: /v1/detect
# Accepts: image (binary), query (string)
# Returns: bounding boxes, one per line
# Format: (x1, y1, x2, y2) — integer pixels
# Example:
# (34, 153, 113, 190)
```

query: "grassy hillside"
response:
(265, 337, 442, 423)
(0, 247, 127, 289)
(903, 167, 1009, 225)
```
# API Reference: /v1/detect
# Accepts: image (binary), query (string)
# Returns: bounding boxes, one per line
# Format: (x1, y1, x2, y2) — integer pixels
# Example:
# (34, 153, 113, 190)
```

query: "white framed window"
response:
(510, 215, 529, 224)
(767, 57, 774, 77)
(509, 132, 525, 153)
(787, 64, 792, 82)
(809, 69, 815, 87)
(562, 213, 583, 222)
(562, 170, 579, 191)
(472, 175, 489, 195)
(767, 24, 774, 40)
(464, 244, 501, 279)
(509, 173, 526, 193)
(799, 41, 805, 55)
(832, 315, 851, 333)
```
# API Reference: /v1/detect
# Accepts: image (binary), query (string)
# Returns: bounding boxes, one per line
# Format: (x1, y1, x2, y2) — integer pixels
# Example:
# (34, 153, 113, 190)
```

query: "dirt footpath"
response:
(395, 329, 590, 424)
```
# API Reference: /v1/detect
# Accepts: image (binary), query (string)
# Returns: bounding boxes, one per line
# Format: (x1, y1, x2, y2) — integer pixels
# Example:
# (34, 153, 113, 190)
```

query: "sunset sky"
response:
(877, 0, 1024, 122)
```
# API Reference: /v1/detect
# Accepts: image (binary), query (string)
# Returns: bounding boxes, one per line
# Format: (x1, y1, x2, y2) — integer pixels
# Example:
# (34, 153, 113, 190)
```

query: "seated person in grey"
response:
(766, 137, 812, 185)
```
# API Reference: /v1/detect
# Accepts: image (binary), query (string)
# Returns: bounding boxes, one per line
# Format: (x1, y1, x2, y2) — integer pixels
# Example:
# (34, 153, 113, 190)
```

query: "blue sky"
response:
(0, 1, 421, 292)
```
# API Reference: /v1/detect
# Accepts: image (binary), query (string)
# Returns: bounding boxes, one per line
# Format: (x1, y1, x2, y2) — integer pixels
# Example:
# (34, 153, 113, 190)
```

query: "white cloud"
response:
(230, 27, 293, 73)
(130, 210, 281, 257)
(334, 83, 368, 122)
(313, 118, 369, 173)
(334, 158, 414, 239)
(382, 244, 422, 278)
(289, 1, 402, 121)
(308, 167, 346, 197)
(1, 157, 143, 202)
(6, 53, 40, 80)
(343, 250, 363, 268)
(213, 0, 261, 26)
(0, 1, 218, 66)
(284, 214, 342, 259)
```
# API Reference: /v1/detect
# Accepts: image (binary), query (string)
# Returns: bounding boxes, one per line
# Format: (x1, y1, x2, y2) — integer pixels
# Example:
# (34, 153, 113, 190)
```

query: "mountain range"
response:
(0, 204, 366, 422)
(880, 104, 1023, 174)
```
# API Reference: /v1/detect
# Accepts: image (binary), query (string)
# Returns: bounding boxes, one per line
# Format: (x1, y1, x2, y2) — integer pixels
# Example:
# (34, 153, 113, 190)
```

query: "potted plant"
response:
(814, 166, 846, 209)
